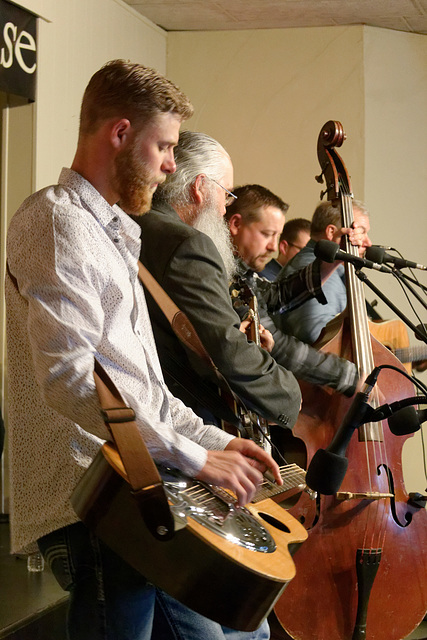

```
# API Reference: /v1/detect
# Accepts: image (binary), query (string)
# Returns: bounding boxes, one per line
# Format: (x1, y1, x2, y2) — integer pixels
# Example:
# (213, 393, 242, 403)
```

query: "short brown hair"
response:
(310, 201, 342, 237)
(225, 184, 289, 224)
(80, 59, 193, 135)
(310, 199, 369, 237)
(280, 218, 311, 243)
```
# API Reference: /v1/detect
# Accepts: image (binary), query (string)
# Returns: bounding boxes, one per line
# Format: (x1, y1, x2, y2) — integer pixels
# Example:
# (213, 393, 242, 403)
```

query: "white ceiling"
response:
(124, 0, 427, 35)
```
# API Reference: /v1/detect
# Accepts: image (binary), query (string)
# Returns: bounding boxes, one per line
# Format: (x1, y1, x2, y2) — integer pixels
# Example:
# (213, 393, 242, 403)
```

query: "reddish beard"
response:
(114, 145, 156, 215)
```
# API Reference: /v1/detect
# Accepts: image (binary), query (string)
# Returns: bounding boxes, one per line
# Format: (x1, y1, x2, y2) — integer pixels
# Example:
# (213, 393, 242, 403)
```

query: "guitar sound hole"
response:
(258, 512, 290, 533)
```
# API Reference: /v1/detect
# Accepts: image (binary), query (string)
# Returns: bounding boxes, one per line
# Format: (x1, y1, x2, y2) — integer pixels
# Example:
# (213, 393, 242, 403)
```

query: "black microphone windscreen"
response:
(415, 323, 427, 340)
(365, 246, 385, 264)
(305, 449, 349, 495)
(314, 240, 339, 263)
(388, 406, 421, 435)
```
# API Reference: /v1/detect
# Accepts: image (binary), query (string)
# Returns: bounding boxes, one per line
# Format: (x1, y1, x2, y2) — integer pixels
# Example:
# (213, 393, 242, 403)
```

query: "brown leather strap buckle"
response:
(101, 407, 136, 424)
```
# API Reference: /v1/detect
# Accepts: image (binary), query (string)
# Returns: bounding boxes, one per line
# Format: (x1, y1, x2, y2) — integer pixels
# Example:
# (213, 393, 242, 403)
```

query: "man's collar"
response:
(233, 256, 252, 275)
(58, 167, 141, 241)
(149, 199, 181, 219)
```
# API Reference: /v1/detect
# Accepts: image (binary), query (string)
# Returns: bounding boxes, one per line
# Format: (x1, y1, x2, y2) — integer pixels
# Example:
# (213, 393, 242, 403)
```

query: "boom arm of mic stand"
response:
(390, 269, 427, 312)
(391, 269, 427, 293)
(355, 270, 427, 345)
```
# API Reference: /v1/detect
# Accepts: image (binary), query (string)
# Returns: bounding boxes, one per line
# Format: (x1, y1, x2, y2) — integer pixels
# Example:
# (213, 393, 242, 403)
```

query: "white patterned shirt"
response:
(6, 168, 233, 553)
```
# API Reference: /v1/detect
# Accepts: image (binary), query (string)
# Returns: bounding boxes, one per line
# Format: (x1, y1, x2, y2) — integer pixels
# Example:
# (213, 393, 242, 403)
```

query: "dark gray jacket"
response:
(136, 202, 356, 430)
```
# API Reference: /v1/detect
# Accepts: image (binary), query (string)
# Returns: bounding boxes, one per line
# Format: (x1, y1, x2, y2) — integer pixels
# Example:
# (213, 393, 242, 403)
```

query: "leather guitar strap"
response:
(6, 260, 174, 541)
(137, 260, 248, 432)
(93, 359, 175, 541)
(138, 260, 216, 368)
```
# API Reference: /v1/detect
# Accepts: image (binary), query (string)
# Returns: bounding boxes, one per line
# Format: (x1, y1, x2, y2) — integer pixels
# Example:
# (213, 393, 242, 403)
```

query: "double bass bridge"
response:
(336, 490, 394, 501)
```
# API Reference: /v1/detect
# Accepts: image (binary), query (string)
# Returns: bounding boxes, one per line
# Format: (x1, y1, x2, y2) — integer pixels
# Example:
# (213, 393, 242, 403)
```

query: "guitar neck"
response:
(253, 464, 306, 503)
(394, 344, 427, 364)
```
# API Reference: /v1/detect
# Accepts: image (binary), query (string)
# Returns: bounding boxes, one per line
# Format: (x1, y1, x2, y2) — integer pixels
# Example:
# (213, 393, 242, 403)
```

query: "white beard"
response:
(193, 203, 237, 281)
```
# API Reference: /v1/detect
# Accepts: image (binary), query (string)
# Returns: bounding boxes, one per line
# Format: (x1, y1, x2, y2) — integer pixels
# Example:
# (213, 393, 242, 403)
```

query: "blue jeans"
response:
(38, 522, 270, 640)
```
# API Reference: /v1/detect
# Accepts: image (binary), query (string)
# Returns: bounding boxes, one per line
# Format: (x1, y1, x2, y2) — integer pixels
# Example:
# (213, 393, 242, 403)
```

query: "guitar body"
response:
(368, 319, 411, 374)
(368, 318, 427, 374)
(368, 318, 409, 350)
(71, 443, 308, 632)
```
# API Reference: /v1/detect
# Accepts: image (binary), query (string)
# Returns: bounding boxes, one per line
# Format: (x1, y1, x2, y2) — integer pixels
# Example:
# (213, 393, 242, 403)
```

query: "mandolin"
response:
(228, 276, 273, 450)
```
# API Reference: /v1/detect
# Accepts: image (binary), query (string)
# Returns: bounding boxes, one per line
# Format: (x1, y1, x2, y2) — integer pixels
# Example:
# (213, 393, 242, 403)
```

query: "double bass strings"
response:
(339, 189, 392, 553)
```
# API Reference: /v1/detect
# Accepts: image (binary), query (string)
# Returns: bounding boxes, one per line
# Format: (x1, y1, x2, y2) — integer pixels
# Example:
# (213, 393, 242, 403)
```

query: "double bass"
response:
(273, 121, 427, 640)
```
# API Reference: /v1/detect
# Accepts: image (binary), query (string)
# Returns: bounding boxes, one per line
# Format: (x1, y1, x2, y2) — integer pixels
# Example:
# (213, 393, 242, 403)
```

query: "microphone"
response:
(305, 369, 379, 495)
(388, 406, 427, 435)
(314, 240, 392, 273)
(368, 395, 427, 422)
(366, 246, 427, 271)
(414, 323, 427, 340)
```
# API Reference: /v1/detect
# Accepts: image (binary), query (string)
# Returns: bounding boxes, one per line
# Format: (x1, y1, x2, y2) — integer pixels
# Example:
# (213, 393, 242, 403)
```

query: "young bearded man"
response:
(5, 61, 280, 640)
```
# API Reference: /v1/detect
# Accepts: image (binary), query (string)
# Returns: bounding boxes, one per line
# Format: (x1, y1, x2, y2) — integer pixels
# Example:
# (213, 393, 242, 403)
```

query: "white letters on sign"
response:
(0, 21, 36, 74)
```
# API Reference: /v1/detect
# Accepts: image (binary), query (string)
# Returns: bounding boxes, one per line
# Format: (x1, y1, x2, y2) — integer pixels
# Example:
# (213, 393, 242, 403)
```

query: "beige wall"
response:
(363, 27, 427, 316)
(167, 25, 427, 493)
(168, 26, 366, 217)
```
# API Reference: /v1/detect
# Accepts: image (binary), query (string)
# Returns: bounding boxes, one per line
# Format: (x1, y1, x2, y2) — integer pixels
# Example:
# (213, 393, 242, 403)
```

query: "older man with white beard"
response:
(134, 131, 359, 438)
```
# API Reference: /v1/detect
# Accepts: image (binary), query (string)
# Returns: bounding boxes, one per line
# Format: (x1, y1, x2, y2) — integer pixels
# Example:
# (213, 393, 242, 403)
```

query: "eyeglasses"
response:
(287, 242, 306, 251)
(208, 177, 238, 206)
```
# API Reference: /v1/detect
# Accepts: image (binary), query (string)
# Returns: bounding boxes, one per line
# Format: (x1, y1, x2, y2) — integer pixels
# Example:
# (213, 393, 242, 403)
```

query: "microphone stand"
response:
(392, 269, 427, 294)
(354, 269, 427, 344)
(391, 269, 427, 310)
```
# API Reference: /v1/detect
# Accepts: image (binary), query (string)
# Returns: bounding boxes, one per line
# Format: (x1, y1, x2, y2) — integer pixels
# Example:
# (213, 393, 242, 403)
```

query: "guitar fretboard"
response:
(394, 345, 427, 364)
(253, 464, 306, 502)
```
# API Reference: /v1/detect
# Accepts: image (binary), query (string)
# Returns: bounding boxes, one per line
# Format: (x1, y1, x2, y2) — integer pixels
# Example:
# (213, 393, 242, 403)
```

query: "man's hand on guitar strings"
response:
(225, 438, 282, 486)
(196, 439, 282, 507)
(239, 318, 275, 353)
(258, 325, 275, 352)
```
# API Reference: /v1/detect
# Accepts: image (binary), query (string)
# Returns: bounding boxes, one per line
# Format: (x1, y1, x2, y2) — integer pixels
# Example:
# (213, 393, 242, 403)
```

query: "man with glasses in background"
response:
(260, 217, 311, 281)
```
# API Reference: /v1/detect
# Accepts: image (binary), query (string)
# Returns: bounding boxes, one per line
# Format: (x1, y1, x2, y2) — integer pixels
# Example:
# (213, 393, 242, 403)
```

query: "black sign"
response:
(0, 0, 37, 101)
